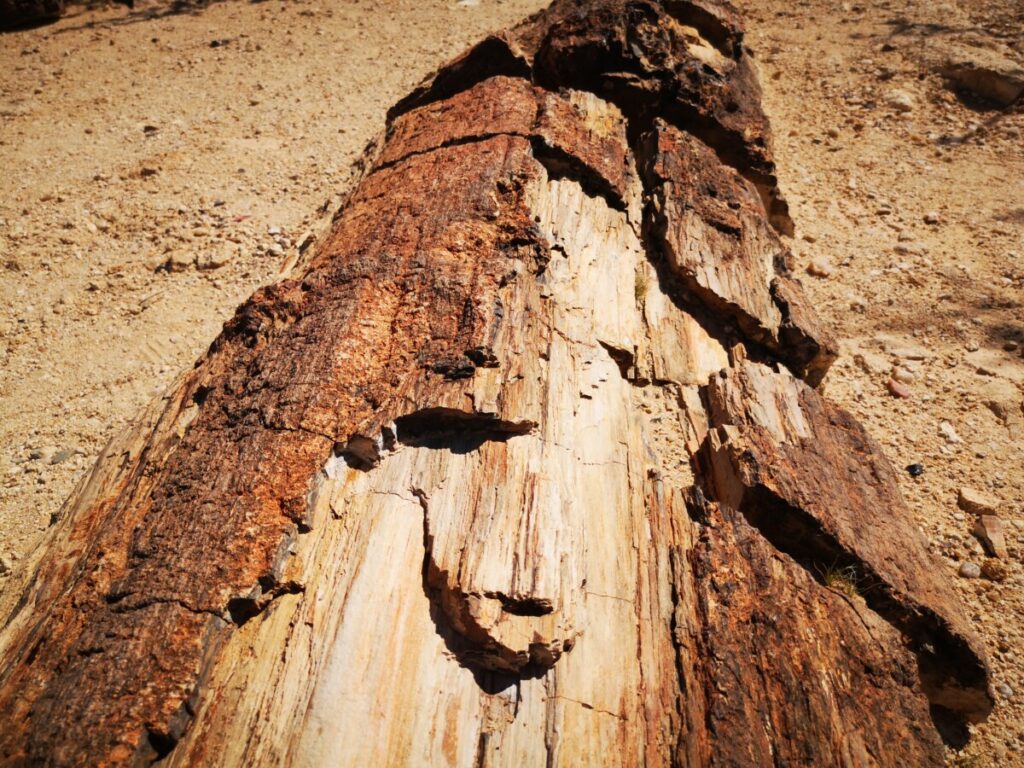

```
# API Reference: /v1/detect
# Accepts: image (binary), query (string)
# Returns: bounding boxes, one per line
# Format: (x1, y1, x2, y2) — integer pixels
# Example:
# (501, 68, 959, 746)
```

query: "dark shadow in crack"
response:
(396, 407, 535, 455)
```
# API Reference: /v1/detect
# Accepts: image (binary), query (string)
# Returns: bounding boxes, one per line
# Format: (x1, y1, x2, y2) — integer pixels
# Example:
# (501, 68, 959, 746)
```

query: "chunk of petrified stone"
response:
(0, 1, 991, 766)
(974, 515, 1009, 559)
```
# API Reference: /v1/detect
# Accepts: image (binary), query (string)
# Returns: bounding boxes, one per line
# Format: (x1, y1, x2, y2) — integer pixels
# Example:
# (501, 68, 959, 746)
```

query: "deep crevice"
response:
(720, 481, 992, 732)
(414, 489, 555, 689)
(146, 728, 177, 763)
(226, 580, 305, 627)
(634, 190, 783, 375)
(395, 407, 536, 452)
(490, 593, 554, 617)
(529, 137, 626, 211)
(662, 0, 744, 58)
(370, 130, 523, 177)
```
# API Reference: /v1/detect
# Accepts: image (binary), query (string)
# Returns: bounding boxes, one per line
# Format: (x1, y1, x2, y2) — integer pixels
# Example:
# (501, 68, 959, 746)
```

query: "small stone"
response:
(29, 447, 58, 463)
(0, 555, 11, 576)
(958, 487, 998, 517)
(981, 559, 1008, 582)
(887, 378, 912, 398)
(196, 247, 234, 271)
(958, 562, 981, 579)
(906, 463, 925, 477)
(938, 420, 961, 444)
(924, 211, 940, 225)
(164, 251, 193, 272)
(49, 448, 76, 465)
(826, 127, 840, 139)
(806, 257, 833, 278)
(996, 682, 1014, 698)
(892, 366, 916, 384)
(974, 515, 1008, 558)
(885, 89, 915, 112)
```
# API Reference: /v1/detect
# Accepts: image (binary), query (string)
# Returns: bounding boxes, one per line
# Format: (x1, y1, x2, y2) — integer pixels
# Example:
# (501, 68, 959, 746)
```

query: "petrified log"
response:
(0, 0, 63, 29)
(0, 1, 993, 765)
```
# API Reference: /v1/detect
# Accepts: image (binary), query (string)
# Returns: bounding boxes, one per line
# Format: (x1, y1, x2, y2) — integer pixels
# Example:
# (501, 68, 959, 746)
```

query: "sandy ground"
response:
(1, 0, 1022, 763)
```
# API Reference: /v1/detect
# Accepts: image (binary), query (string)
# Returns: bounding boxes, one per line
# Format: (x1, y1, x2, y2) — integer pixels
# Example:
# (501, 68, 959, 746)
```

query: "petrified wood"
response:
(0, 0, 63, 29)
(0, 1, 992, 766)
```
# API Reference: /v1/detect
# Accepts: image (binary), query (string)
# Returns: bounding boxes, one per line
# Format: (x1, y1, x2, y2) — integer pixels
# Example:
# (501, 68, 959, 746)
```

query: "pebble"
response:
(997, 682, 1014, 698)
(49, 448, 76, 465)
(29, 447, 58, 463)
(196, 247, 235, 271)
(806, 257, 834, 278)
(892, 366, 916, 384)
(164, 251, 193, 272)
(887, 378, 912, 398)
(982, 559, 1009, 582)
(885, 89, 915, 113)
(924, 211, 940, 224)
(959, 562, 981, 579)
(938, 420, 962, 444)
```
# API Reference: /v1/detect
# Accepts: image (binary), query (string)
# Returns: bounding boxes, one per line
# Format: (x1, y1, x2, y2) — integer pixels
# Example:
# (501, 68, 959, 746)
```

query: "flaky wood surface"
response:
(0, 1, 991, 766)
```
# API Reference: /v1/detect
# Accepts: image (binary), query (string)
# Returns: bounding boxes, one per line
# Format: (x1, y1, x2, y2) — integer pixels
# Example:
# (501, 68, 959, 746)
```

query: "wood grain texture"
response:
(0, 1, 992, 765)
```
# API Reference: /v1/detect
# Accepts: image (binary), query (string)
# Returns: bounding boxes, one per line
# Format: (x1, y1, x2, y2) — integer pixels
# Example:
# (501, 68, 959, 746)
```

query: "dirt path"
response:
(1, 0, 1021, 763)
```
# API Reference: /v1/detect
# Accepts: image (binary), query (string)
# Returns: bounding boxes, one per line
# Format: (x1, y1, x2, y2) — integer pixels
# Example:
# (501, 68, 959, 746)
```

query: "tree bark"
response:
(0, 0, 63, 29)
(0, 1, 993, 766)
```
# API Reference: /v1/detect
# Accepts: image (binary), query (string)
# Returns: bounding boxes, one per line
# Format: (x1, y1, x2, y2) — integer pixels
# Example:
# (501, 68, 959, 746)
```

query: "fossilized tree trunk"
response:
(0, 1, 994, 766)
(0, 0, 63, 29)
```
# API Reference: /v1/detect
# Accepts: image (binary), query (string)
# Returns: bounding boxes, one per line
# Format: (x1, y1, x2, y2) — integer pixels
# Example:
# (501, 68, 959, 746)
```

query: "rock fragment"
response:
(888, 378, 912, 398)
(973, 516, 1008, 559)
(980, 559, 1008, 582)
(885, 90, 915, 113)
(958, 487, 998, 517)
(959, 562, 981, 579)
